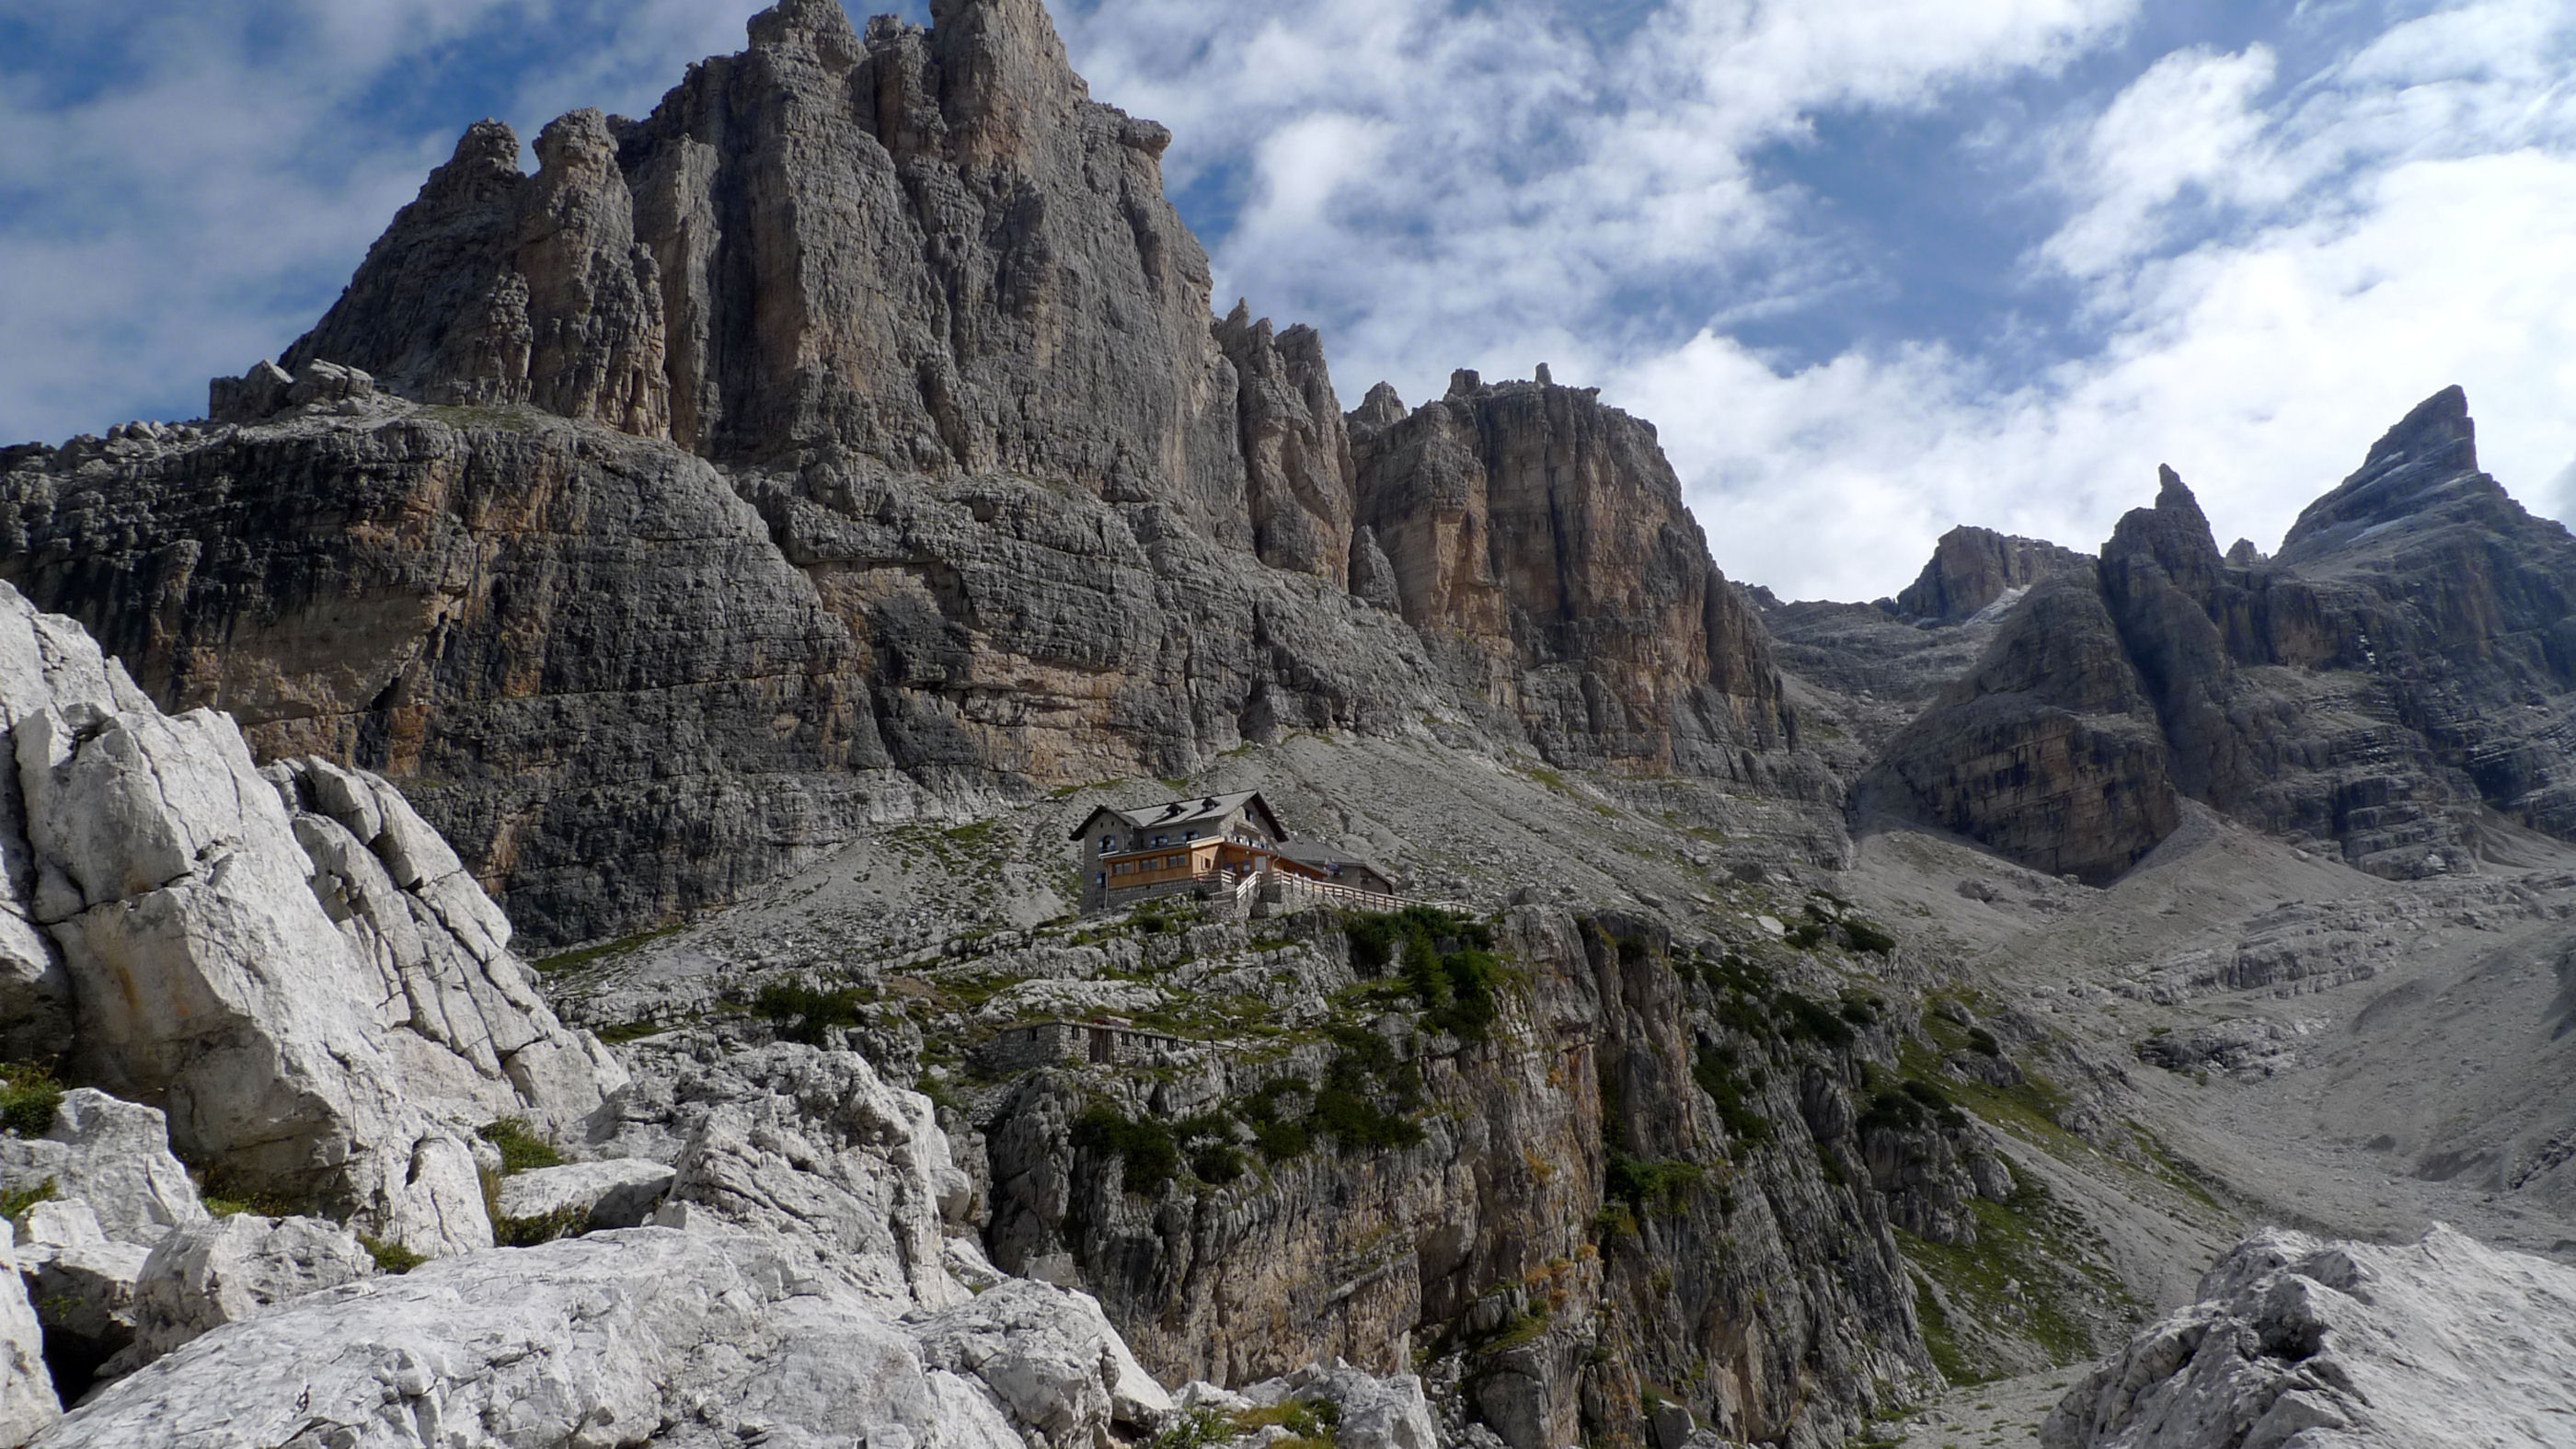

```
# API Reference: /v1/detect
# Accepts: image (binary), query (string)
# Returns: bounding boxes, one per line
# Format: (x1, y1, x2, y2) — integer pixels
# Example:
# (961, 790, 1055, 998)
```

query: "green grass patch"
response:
(1149, 1409, 1236, 1449)
(1514, 761, 1571, 794)
(360, 1236, 429, 1274)
(2130, 1126, 2226, 1214)
(477, 1118, 563, 1175)
(531, 925, 684, 975)
(1896, 1177, 2133, 1380)
(0, 1064, 63, 1137)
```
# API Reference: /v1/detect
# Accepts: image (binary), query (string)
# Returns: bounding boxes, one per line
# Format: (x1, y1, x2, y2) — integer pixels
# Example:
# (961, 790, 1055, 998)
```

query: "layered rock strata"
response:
(1893, 526, 2092, 625)
(1872, 388, 2576, 882)
(1867, 576, 2179, 882)
(0, 0, 1800, 944)
(954, 909, 2000, 1447)
(1350, 372, 1794, 779)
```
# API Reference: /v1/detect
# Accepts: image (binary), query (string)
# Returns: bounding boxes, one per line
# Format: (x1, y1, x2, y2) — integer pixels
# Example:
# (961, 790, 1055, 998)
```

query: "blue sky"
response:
(4, 0, 2573, 599)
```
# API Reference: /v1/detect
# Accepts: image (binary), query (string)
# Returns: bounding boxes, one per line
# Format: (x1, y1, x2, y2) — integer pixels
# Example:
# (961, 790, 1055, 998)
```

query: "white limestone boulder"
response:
(2043, 1223, 2576, 1448)
(33, 1228, 1025, 1449)
(0, 1091, 205, 1248)
(496, 1157, 674, 1230)
(646, 1043, 969, 1310)
(1244, 1363, 1441, 1449)
(119, 1214, 376, 1365)
(14, 1201, 147, 1363)
(0, 582, 624, 1260)
(907, 1277, 1175, 1439)
(271, 757, 627, 1139)
(0, 1239, 56, 1446)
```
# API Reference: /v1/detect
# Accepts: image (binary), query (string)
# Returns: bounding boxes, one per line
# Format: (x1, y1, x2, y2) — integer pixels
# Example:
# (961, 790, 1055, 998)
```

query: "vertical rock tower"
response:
(0, 0, 1799, 941)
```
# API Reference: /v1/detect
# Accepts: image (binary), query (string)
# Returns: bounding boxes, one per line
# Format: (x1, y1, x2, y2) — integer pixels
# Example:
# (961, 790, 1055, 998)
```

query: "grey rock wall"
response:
(1867, 387, 2576, 884)
(0, 2, 1809, 947)
(1894, 526, 2091, 625)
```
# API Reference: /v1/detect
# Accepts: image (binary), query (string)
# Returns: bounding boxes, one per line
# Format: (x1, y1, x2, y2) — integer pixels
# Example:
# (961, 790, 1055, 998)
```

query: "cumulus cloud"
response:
(1067, 0, 2576, 601)
(1638, 0, 2576, 599)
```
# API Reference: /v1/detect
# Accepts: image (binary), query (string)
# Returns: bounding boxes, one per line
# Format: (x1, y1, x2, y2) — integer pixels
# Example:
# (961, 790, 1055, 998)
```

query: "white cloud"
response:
(1067, 0, 2576, 602)
(2041, 45, 2279, 279)
(1632, 6, 2576, 600)
(1060, 0, 2139, 412)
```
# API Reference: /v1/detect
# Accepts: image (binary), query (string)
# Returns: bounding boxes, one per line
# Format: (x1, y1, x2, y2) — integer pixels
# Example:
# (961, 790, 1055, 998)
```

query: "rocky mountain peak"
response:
(2281, 385, 2491, 557)
(1347, 381, 1409, 441)
(2104, 466, 2225, 603)
(1892, 525, 2090, 625)
(2363, 381, 2477, 474)
(746, 0, 863, 59)
(429, 119, 524, 205)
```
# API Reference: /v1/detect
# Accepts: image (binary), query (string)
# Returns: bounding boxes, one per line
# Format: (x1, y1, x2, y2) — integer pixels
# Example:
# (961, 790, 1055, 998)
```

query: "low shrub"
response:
(1692, 1046, 1773, 1144)
(494, 1205, 589, 1248)
(0, 1177, 55, 1221)
(360, 1236, 429, 1273)
(1774, 992, 1855, 1048)
(1844, 918, 1897, 955)
(1606, 1154, 1704, 1211)
(752, 983, 869, 1046)
(1075, 1105, 1179, 1195)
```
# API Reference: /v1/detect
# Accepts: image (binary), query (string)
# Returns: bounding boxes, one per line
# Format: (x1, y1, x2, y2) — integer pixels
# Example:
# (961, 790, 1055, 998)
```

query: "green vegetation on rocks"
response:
(1344, 907, 1502, 1041)
(478, 1118, 563, 1175)
(753, 982, 872, 1045)
(0, 1063, 63, 1137)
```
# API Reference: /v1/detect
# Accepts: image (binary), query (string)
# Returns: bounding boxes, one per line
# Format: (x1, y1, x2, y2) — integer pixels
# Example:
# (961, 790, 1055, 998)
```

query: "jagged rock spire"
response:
(2284, 386, 2488, 552)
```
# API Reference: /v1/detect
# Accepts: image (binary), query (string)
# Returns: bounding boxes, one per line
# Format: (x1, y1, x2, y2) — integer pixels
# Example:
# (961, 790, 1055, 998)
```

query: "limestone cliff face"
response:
(975, 910, 1961, 1449)
(1870, 576, 2179, 883)
(1351, 372, 1793, 778)
(1872, 387, 2576, 881)
(0, 404, 1453, 943)
(0, 0, 1806, 944)
(288, 0, 1254, 545)
(1213, 305, 1358, 583)
(1894, 526, 2091, 625)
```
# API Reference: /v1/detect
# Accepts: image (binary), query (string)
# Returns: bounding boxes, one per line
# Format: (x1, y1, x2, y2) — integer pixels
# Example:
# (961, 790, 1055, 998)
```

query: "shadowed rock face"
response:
(1894, 526, 2092, 625)
(1873, 386, 2576, 881)
(0, 1, 1800, 943)
(1869, 576, 2179, 883)
(1351, 372, 1793, 779)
